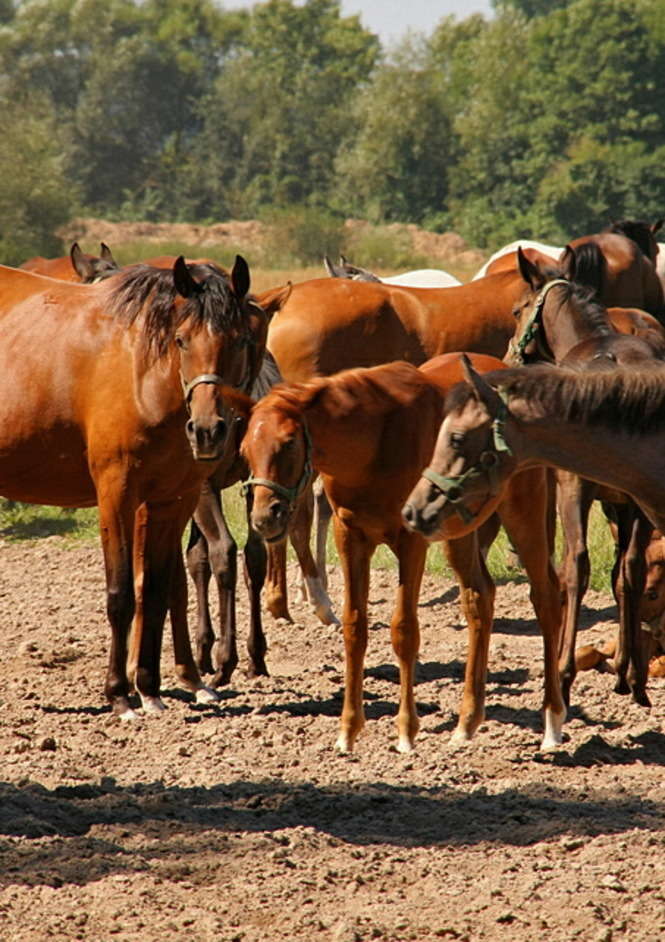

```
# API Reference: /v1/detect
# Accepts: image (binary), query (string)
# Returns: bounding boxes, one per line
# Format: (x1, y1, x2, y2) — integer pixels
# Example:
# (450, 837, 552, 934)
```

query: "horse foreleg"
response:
(97, 481, 137, 718)
(500, 469, 566, 750)
(169, 548, 219, 705)
(444, 531, 495, 743)
(390, 528, 427, 752)
(289, 491, 338, 626)
(265, 539, 291, 622)
(130, 499, 194, 714)
(556, 471, 596, 706)
(189, 481, 239, 686)
(333, 515, 373, 753)
(612, 503, 652, 707)
(243, 495, 269, 678)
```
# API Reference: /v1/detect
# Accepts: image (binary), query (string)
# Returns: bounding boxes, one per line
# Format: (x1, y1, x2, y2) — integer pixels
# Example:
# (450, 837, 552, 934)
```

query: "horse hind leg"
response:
(169, 548, 219, 705)
(314, 476, 332, 592)
(289, 488, 338, 626)
(612, 504, 652, 707)
(185, 517, 215, 675)
(243, 511, 269, 678)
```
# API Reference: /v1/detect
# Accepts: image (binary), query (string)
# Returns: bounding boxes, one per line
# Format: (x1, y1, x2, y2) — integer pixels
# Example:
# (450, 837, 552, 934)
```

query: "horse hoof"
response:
(246, 662, 269, 680)
(449, 728, 472, 747)
(614, 678, 631, 696)
(335, 734, 352, 754)
(118, 707, 141, 722)
(140, 695, 167, 714)
(396, 736, 414, 754)
(316, 605, 340, 627)
(195, 685, 220, 704)
(631, 690, 651, 708)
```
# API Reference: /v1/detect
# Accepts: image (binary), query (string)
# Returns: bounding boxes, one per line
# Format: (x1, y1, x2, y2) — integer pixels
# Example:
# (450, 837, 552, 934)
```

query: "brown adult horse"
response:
(20, 242, 119, 283)
(0, 256, 258, 716)
(239, 354, 565, 753)
(505, 246, 665, 706)
(404, 358, 665, 706)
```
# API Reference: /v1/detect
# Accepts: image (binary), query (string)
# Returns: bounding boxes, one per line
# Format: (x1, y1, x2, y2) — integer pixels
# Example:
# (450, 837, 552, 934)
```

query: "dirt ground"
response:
(1, 537, 664, 942)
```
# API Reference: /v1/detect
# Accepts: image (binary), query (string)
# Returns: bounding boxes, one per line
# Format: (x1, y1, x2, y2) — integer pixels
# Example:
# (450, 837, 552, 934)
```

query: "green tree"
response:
(187, 0, 379, 218)
(0, 94, 78, 264)
(334, 39, 453, 224)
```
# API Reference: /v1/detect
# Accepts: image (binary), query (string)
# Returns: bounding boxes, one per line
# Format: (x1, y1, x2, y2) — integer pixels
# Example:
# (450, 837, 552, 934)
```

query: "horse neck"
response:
(544, 295, 609, 362)
(505, 397, 665, 524)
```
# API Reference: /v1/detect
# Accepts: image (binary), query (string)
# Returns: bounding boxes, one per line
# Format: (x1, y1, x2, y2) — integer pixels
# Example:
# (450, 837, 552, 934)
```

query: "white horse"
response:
(472, 239, 563, 280)
(323, 256, 461, 287)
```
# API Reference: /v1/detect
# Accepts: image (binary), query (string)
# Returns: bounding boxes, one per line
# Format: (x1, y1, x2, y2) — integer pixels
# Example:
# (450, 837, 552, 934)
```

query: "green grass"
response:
(0, 491, 617, 592)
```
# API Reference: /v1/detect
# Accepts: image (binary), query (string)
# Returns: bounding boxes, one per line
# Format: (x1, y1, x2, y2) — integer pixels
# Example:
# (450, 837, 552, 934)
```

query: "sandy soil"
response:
(1, 537, 664, 942)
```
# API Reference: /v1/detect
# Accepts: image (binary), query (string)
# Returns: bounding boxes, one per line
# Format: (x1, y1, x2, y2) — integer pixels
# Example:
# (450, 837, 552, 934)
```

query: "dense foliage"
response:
(1, 0, 664, 259)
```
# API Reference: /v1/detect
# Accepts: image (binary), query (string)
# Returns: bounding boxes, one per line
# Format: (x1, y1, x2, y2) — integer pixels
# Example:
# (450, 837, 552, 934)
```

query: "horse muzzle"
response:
(185, 416, 227, 461)
(250, 497, 290, 543)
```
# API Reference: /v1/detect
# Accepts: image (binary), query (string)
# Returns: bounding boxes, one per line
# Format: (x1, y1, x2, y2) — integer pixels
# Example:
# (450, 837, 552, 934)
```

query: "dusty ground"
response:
(1, 537, 664, 942)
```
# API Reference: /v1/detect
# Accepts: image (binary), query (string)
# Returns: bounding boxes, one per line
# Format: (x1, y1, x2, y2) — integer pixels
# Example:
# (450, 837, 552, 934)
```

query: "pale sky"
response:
(228, 1, 494, 45)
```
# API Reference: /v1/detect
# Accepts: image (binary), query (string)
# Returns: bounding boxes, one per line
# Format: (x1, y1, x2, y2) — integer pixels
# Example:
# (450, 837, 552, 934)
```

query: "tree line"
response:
(1, 0, 664, 264)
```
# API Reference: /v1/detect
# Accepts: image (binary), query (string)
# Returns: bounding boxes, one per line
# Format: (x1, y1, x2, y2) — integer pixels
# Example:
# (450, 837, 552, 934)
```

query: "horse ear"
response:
(231, 255, 250, 299)
(173, 256, 199, 298)
(652, 219, 664, 235)
(70, 242, 94, 281)
(323, 255, 335, 277)
(559, 244, 577, 281)
(255, 282, 292, 321)
(517, 246, 543, 290)
(340, 255, 348, 266)
(460, 354, 503, 417)
(100, 242, 117, 265)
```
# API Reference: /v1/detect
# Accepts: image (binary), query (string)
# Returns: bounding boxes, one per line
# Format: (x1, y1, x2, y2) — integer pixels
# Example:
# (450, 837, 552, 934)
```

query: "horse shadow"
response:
(1, 751, 663, 888)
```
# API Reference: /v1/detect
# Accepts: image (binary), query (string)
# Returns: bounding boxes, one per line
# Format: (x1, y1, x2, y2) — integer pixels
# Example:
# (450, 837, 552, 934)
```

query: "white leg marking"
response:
(305, 576, 339, 626)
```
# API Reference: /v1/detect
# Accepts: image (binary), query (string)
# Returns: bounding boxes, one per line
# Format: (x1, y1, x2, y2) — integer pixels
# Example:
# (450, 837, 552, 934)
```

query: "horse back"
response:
(267, 273, 522, 382)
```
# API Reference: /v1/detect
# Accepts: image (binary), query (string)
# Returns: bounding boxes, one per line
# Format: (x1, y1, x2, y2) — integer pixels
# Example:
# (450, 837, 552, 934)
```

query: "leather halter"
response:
(419, 393, 512, 525)
(241, 423, 313, 509)
(180, 372, 227, 412)
(506, 278, 569, 365)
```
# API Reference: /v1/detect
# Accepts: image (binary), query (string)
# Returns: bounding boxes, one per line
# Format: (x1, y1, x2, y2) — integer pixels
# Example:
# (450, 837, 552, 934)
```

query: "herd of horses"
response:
(3, 217, 665, 752)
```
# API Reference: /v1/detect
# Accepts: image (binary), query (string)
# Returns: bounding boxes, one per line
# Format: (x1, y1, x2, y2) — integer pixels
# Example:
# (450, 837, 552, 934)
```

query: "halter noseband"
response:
(420, 392, 512, 525)
(241, 423, 314, 509)
(180, 373, 227, 412)
(506, 279, 569, 365)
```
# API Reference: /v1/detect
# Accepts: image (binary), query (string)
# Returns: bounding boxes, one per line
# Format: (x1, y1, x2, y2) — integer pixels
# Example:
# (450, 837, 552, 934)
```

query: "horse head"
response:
(241, 393, 312, 543)
(403, 357, 514, 539)
(70, 242, 120, 283)
(323, 255, 381, 282)
(170, 254, 266, 462)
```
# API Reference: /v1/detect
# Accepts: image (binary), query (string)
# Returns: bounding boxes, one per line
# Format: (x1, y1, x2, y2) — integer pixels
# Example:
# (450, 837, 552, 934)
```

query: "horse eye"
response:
(175, 335, 186, 350)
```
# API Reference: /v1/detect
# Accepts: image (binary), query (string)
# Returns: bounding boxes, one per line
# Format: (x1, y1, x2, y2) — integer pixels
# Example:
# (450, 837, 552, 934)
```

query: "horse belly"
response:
(0, 428, 96, 507)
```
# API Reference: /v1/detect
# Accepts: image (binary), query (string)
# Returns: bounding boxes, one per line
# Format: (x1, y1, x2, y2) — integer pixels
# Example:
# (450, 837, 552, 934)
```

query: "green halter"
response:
(506, 278, 569, 365)
(241, 423, 313, 509)
(420, 392, 512, 525)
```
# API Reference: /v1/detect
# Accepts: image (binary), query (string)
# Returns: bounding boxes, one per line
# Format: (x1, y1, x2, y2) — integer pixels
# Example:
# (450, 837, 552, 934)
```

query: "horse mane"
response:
(252, 361, 431, 424)
(485, 364, 665, 433)
(107, 262, 248, 355)
(605, 219, 655, 260)
(566, 242, 606, 297)
(553, 280, 613, 335)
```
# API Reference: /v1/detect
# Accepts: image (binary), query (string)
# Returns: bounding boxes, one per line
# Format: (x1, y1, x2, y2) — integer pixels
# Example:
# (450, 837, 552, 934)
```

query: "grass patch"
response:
(1, 490, 616, 595)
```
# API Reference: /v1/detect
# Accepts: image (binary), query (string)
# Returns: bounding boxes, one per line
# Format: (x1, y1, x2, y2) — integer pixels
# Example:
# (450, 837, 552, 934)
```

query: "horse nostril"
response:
(214, 418, 227, 442)
(269, 501, 284, 520)
(403, 503, 414, 524)
(186, 419, 195, 439)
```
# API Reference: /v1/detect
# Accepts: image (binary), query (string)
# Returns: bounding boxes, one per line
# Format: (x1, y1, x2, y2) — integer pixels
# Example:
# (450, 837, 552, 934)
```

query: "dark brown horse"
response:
(404, 359, 665, 706)
(20, 242, 119, 283)
(505, 246, 665, 706)
(0, 257, 258, 716)
(240, 354, 565, 752)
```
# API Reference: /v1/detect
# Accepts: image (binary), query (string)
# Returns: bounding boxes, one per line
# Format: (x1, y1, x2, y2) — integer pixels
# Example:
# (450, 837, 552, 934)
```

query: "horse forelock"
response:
(108, 262, 250, 355)
(489, 364, 665, 433)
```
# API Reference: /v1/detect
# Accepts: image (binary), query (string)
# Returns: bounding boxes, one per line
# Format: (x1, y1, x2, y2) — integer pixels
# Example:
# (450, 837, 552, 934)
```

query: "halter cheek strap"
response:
(506, 278, 569, 365)
(241, 424, 313, 509)
(421, 394, 512, 525)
